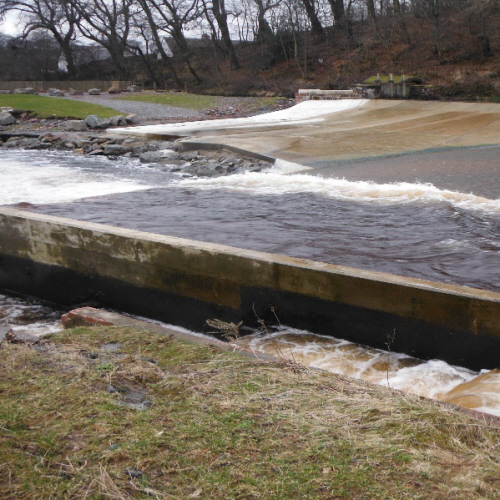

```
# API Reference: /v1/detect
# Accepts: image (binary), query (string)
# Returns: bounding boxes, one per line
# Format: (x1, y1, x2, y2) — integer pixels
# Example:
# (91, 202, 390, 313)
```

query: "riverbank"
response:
(2, 324, 500, 499)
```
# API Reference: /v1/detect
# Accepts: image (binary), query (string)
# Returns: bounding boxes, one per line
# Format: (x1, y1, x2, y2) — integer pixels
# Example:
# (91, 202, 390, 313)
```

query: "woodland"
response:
(1, 0, 500, 99)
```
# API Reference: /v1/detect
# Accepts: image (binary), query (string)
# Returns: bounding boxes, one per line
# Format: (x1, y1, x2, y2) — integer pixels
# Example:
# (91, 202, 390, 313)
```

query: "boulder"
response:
(109, 115, 127, 127)
(126, 85, 141, 92)
(62, 307, 114, 329)
(14, 87, 36, 94)
(69, 88, 85, 96)
(66, 119, 88, 131)
(85, 114, 110, 129)
(49, 88, 65, 97)
(0, 111, 15, 126)
(7, 108, 26, 117)
(125, 113, 139, 124)
(0, 90, 13, 94)
(107, 87, 121, 94)
(103, 144, 132, 156)
(139, 151, 164, 163)
(88, 88, 101, 95)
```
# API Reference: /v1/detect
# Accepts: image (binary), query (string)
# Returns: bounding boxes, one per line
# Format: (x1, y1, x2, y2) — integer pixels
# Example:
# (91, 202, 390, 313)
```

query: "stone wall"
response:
(0, 81, 132, 92)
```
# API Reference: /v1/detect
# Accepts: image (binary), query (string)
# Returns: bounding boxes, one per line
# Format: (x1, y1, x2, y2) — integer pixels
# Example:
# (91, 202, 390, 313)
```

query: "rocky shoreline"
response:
(0, 127, 272, 178)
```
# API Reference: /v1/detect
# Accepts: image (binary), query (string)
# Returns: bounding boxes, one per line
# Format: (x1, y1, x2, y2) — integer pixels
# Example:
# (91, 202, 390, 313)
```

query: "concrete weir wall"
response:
(2, 207, 500, 371)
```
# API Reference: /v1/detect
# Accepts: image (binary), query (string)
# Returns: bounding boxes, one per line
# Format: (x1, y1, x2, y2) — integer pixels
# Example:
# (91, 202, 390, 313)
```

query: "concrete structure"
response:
(116, 100, 500, 172)
(2, 207, 500, 371)
(357, 74, 426, 99)
(295, 89, 361, 102)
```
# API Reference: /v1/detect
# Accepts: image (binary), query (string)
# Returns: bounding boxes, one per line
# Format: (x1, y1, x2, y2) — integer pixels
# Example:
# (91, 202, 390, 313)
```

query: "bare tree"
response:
(137, 0, 203, 82)
(252, 0, 277, 42)
(299, 0, 325, 40)
(0, 0, 80, 76)
(201, 0, 241, 70)
(73, 0, 138, 77)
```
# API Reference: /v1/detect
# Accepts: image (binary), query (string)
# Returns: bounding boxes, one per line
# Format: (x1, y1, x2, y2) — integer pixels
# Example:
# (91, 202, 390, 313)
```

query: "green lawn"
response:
(115, 92, 221, 110)
(0, 94, 124, 119)
(115, 92, 283, 112)
(1, 325, 499, 499)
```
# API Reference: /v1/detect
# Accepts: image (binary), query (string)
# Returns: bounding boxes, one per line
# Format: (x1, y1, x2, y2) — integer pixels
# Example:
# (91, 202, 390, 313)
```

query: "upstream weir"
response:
(1, 206, 500, 371)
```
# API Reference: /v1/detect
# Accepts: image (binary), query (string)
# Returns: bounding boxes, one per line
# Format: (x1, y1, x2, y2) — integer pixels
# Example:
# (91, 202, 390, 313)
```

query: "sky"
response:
(1, 12, 21, 36)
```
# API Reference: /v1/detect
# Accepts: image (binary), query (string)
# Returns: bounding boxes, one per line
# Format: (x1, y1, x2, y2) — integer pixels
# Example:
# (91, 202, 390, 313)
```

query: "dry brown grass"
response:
(1, 326, 500, 499)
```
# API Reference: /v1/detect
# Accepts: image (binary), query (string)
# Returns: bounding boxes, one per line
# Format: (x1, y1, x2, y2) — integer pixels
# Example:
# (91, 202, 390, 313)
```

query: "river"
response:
(2, 147, 500, 416)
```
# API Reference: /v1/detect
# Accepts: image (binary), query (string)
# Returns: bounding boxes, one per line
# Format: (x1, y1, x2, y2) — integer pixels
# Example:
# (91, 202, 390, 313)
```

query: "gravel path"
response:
(50, 94, 205, 122)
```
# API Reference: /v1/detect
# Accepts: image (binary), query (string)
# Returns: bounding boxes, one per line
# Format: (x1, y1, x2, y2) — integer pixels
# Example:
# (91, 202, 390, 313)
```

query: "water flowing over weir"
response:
(3, 146, 500, 416)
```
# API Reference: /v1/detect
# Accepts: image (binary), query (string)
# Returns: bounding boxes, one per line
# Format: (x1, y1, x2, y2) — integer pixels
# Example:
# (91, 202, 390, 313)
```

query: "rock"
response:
(101, 342, 122, 352)
(109, 115, 127, 127)
(65, 120, 88, 131)
(126, 85, 141, 92)
(49, 88, 65, 97)
(85, 115, 110, 129)
(87, 88, 101, 95)
(0, 325, 14, 341)
(69, 88, 85, 96)
(124, 468, 143, 478)
(152, 140, 174, 150)
(107, 87, 121, 94)
(139, 151, 164, 163)
(18, 138, 41, 149)
(40, 133, 57, 142)
(103, 144, 132, 156)
(0, 111, 15, 126)
(0, 90, 13, 94)
(125, 113, 139, 124)
(62, 308, 115, 329)
(14, 87, 36, 94)
(1, 326, 38, 344)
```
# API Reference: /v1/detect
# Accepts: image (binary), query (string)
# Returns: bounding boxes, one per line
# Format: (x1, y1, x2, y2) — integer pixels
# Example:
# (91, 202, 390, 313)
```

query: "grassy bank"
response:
(116, 92, 283, 113)
(115, 92, 220, 109)
(1, 326, 499, 499)
(0, 95, 123, 119)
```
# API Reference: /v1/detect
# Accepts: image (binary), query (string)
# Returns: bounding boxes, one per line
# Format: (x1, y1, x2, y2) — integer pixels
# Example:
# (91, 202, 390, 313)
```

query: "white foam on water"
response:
(235, 328, 500, 413)
(178, 170, 500, 213)
(0, 154, 154, 205)
(386, 360, 476, 399)
(113, 100, 368, 136)
(12, 320, 63, 337)
(0, 293, 63, 337)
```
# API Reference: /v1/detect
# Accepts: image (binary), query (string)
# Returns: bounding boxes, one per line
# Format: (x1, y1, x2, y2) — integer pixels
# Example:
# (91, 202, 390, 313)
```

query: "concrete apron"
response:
(1, 207, 500, 371)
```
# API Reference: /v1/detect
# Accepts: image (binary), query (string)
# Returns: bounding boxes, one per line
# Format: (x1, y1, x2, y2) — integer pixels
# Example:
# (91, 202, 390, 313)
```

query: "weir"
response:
(2, 206, 500, 371)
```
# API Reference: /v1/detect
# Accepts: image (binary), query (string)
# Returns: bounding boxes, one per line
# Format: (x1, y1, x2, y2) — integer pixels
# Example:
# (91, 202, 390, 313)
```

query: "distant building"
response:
(57, 41, 144, 71)
(159, 35, 212, 58)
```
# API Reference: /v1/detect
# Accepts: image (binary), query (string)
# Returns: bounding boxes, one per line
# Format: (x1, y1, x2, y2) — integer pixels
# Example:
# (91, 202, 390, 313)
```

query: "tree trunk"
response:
(300, 0, 325, 41)
(212, 0, 241, 70)
(367, 0, 377, 29)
